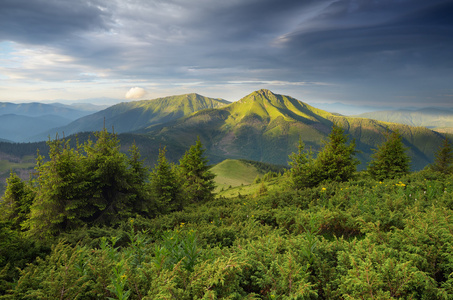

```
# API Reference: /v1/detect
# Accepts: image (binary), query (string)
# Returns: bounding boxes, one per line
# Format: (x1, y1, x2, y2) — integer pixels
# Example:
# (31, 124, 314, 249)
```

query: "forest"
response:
(0, 125, 452, 299)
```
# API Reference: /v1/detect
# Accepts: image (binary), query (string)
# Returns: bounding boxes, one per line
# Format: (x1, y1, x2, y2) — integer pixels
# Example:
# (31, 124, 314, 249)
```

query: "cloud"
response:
(0, 0, 453, 106)
(0, 0, 111, 45)
(125, 87, 147, 99)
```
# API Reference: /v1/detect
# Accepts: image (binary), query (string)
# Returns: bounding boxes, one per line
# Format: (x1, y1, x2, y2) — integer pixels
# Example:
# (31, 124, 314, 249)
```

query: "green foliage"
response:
(150, 146, 182, 213)
(0, 171, 34, 230)
(21, 129, 153, 239)
(288, 138, 317, 189)
(178, 137, 216, 203)
(430, 137, 453, 174)
(313, 124, 359, 183)
(368, 129, 411, 180)
(2, 124, 453, 298)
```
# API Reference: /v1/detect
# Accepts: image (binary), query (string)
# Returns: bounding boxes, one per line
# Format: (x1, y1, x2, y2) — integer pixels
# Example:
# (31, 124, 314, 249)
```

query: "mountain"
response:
(0, 90, 449, 172)
(0, 114, 72, 142)
(0, 102, 95, 119)
(308, 102, 397, 115)
(0, 102, 106, 142)
(32, 94, 230, 141)
(49, 102, 110, 112)
(137, 89, 447, 170)
(354, 108, 453, 131)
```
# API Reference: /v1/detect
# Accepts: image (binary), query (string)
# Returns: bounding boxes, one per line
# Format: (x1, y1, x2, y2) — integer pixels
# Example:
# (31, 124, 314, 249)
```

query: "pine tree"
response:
(150, 146, 182, 213)
(313, 124, 359, 183)
(367, 129, 411, 180)
(430, 138, 453, 174)
(178, 137, 216, 203)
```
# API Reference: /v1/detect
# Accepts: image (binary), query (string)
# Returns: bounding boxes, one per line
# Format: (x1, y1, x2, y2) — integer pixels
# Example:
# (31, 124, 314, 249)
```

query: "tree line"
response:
(288, 123, 452, 189)
(1, 124, 452, 240)
(0, 129, 216, 240)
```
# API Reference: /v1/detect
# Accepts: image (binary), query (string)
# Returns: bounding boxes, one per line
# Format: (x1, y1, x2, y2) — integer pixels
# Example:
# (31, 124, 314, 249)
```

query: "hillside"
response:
(139, 89, 447, 170)
(211, 159, 287, 191)
(31, 94, 230, 141)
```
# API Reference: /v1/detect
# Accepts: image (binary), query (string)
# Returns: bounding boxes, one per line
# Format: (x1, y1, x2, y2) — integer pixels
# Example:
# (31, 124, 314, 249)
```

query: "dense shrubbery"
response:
(1, 127, 452, 299)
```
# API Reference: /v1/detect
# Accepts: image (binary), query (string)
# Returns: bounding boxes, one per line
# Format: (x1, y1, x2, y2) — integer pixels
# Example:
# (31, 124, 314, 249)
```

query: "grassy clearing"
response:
(211, 159, 263, 191)
(0, 159, 35, 174)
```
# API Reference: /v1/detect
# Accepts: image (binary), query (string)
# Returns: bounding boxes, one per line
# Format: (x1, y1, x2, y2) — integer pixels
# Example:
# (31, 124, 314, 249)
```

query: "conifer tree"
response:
(313, 123, 359, 183)
(83, 128, 150, 224)
(178, 137, 216, 203)
(26, 137, 88, 237)
(367, 129, 411, 180)
(288, 138, 316, 189)
(0, 171, 34, 230)
(151, 146, 182, 213)
(25, 129, 153, 238)
(430, 138, 453, 174)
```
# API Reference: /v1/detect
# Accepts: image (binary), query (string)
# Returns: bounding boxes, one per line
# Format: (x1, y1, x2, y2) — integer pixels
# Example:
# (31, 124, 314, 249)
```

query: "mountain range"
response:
(32, 93, 230, 140)
(0, 89, 451, 173)
(0, 102, 106, 142)
(354, 108, 453, 133)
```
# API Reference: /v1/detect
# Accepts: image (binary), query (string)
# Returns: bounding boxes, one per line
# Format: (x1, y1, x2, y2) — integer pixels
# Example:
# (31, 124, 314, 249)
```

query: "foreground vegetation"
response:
(0, 127, 452, 299)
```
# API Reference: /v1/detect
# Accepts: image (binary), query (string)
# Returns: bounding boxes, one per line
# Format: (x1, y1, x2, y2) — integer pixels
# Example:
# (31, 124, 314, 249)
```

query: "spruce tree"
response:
(25, 129, 153, 238)
(178, 137, 216, 203)
(313, 124, 359, 183)
(288, 138, 316, 189)
(430, 138, 453, 174)
(83, 128, 150, 224)
(151, 146, 182, 213)
(0, 171, 34, 230)
(367, 129, 411, 180)
(26, 137, 88, 237)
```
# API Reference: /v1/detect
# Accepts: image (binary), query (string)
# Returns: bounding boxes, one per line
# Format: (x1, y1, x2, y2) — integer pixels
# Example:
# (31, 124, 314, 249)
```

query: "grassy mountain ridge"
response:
(139, 89, 448, 170)
(31, 94, 230, 141)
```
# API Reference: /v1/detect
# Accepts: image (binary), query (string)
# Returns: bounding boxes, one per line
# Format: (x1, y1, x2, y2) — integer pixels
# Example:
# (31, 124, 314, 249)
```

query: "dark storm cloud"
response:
(277, 0, 453, 77)
(0, 0, 112, 44)
(1, 0, 452, 105)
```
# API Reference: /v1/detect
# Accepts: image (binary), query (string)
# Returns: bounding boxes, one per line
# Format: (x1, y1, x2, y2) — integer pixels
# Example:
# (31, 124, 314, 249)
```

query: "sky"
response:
(0, 0, 452, 108)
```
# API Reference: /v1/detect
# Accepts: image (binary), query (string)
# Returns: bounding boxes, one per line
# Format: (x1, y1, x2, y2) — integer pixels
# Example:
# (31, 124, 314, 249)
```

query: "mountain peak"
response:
(255, 89, 275, 97)
(238, 89, 281, 105)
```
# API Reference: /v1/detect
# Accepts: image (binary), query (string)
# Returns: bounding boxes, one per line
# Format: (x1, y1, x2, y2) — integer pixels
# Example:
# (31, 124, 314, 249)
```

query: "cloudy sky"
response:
(1, 0, 452, 107)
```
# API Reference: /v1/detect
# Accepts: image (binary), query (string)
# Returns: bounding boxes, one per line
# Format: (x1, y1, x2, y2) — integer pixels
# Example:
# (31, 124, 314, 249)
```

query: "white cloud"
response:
(125, 87, 147, 99)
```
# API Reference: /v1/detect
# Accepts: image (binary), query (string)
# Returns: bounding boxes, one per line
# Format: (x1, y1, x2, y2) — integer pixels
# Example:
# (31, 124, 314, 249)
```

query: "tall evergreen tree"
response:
(367, 129, 411, 180)
(430, 138, 453, 174)
(288, 138, 316, 189)
(178, 137, 216, 203)
(313, 124, 359, 183)
(0, 171, 35, 230)
(25, 138, 88, 237)
(24, 129, 153, 239)
(83, 128, 150, 225)
(151, 146, 182, 213)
